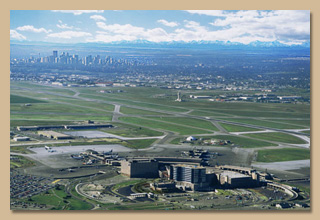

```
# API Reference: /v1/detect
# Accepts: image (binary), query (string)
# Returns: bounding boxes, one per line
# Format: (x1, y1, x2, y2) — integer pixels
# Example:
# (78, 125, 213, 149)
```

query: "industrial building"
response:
(38, 131, 72, 140)
(216, 170, 259, 188)
(17, 125, 65, 131)
(13, 137, 30, 141)
(16, 124, 113, 131)
(64, 124, 113, 129)
(121, 159, 159, 178)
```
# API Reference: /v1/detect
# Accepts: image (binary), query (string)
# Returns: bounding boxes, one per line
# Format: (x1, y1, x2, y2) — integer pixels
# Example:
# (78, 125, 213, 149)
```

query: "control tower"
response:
(175, 91, 182, 102)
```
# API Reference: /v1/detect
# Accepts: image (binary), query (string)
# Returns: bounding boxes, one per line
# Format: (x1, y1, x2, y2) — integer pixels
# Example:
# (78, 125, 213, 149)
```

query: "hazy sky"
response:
(10, 10, 310, 45)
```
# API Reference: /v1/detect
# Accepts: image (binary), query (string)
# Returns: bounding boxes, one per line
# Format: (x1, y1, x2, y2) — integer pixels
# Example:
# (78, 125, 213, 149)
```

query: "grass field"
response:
(11, 103, 110, 115)
(25, 185, 92, 210)
(209, 109, 310, 119)
(170, 138, 182, 145)
(120, 106, 168, 115)
(256, 148, 310, 162)
(219, 123, 261, 132)
(10, 120, 77, 127)
(106, 203, 175, 210)
(302, 130, 310, 135)
(11, 113, 112, 121)
(10, 155, 35, 169)
(11, 81, 77, 96)
(206, 135, 277, 148)
(10, 146, 34, 154)
(80, 93, 185, 113)
(244, 132, 306, 144)
(221, 118, 306, 129)
(51, 98, 115, 112)
(104, 123, 163, 137)
(147, 116, 219, 131)
(119, 117, 212, 135)
(123, 139, 157, 149)
(10, 94, 48, 104)
(188, 110, 230, 117)
(268, 119, 310, 127)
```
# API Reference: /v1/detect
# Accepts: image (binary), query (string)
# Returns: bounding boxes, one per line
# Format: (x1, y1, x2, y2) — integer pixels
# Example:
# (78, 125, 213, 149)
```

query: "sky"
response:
(10, 10, 310, 45)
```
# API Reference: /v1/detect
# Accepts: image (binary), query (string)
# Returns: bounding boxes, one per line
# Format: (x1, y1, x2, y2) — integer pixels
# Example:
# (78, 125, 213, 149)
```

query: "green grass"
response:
(10, 120, 77, 127)
(188, 110, 230, 117)
(120, 106, 168, 115)
(10, 155, 35, 169)
(124, 139, 157, 149)
(211, 109, 310, 118)
(170, 138, 182, 145)
(222, 118, 305, 129)
(119, 117, 211, 135)
(14, 138, 157, 150)
(112, 179, 142, 191)
(11, 81, 77, 96)
(244, 132, 306, 144)
(10, 94, 48, 103)
(11, 103, 110, 115)
(105, 123, 163, 137)
(11, 113, 112, 121)
(80, 93, 186, 113)
(25, 185, 92, 210)
(268, 119, 310, 127)
(206, 135, 277, 148)
(107, 203, 174, 210)
(219, 123, 261, 132)
(10, 146, 34, 154)
(302, 130, 310, 135)
(52, 98, 115, 112)
(256, 148, 310, 162)
(147, 116, 219, 131)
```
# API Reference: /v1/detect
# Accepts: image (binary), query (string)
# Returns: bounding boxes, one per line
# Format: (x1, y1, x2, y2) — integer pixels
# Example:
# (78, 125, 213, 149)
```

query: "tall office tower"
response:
(73, 54, 79, 64)
(53, 50, 58, 59)
(85, 55, 92, 66)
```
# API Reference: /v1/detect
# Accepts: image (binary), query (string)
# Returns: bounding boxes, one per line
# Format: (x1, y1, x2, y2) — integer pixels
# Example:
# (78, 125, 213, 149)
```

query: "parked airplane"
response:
(70, 154, 84, 160)
(102, 149, 114, 155)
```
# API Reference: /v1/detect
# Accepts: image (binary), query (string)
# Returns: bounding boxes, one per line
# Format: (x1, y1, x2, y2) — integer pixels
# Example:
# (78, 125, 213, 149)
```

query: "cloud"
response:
(48, 10, 309, 45)
(88, 31, 138, 43)
(209, 10, 310, 43)
(96, 22, 145, 35)
(16, 25, 52, 33)
(56, 21, 74, 29)
(10, 30, 26, 40)
(51, 10, 104, 15)
(47, 31, 92, 39)
(94, 22, 171, 42)
(157, 19, 179, 27)
(185, 10, 228, 17)
(90, 15, 106, 21)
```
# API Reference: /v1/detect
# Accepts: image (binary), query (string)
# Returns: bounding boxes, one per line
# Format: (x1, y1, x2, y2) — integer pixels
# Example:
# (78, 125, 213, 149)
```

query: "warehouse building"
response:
(38, 131, 72, 140)
(64, 124, 113, 129)
(13, 137, 30, 141)
(17, 125, 65, 131)
(121, 159, 159, 178)
(216, 170, 260, 188)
